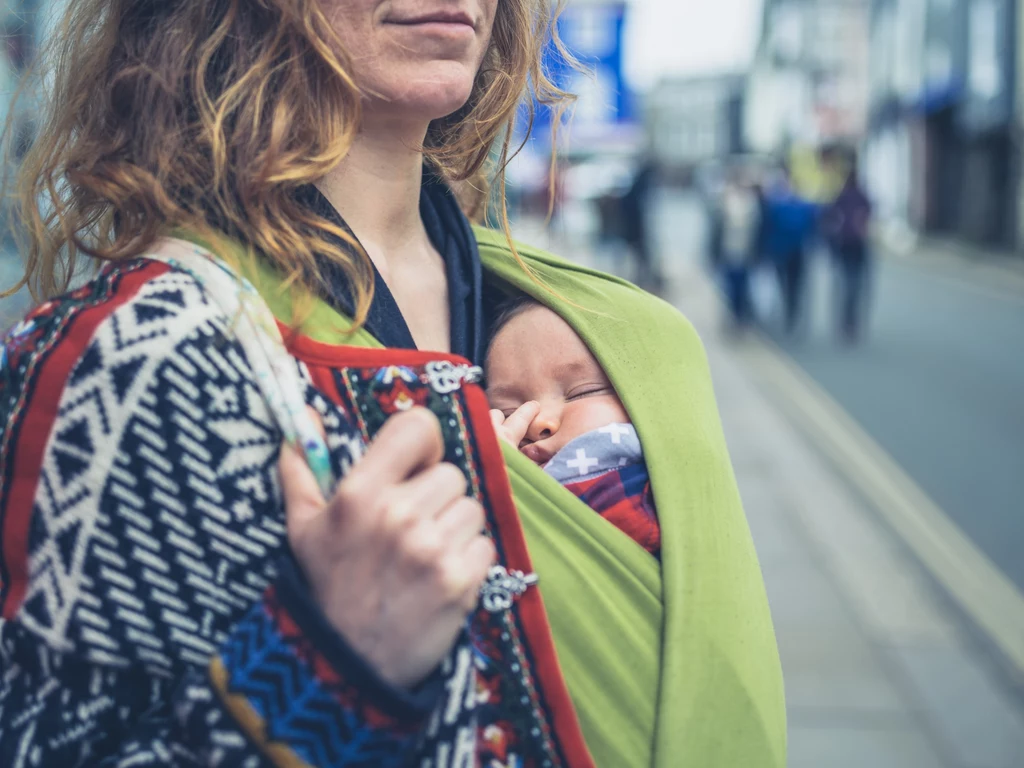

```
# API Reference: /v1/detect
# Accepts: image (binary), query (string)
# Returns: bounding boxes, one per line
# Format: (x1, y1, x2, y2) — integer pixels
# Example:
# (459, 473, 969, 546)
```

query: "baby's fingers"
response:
(500, 401, 540, 446)
(490, 409, 506, 432)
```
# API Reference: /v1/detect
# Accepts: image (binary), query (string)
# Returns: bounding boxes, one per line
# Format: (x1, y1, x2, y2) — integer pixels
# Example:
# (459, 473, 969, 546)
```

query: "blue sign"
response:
(519, 1, 634, 148)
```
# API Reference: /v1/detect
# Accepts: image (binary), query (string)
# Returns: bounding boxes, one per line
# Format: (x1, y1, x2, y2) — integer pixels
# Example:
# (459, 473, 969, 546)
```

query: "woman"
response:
(0, 1, 785, 766)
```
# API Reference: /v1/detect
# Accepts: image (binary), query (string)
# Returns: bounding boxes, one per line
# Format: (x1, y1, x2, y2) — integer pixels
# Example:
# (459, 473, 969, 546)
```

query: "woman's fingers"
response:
(456, 535, 497, 612)
(350, 407, 445, 486)
(305, 406, 327, 440)
(279, 398, 506, 689)
(500, 401, 540, 446)
(433, 496, 486, 549)
(390, 461, 468, 525)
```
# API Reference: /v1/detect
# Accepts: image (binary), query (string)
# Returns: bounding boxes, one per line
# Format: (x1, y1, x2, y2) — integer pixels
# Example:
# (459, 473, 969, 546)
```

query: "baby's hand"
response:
(489, 402, 541, 447)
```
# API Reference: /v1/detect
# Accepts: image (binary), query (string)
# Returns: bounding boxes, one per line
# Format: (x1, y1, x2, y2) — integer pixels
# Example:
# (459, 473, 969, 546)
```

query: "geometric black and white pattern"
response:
(0, 265, 427, 767)
(0, 260, 582, 768)
(22, 270, 291, 672)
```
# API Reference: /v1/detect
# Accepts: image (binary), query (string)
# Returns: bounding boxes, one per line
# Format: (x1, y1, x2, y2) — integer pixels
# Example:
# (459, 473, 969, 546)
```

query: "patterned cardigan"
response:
(0, 259, 591, 767)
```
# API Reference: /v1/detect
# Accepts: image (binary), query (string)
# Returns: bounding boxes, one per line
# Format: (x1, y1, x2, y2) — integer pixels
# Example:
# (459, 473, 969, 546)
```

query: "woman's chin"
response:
(368, 69, 477, 123)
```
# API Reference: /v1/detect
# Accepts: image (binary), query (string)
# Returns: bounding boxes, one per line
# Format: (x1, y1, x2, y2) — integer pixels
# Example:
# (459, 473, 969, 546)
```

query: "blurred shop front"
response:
(507, 0, 643, 242)
(865, 0, 1017, 249)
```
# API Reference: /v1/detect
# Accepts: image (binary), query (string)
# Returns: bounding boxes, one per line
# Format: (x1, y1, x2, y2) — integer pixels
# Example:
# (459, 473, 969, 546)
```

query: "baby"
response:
(486, 296, 660, 557)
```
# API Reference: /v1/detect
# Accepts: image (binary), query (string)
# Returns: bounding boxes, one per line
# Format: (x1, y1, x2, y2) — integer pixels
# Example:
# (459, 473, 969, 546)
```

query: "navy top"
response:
(296, 171, 486, 364)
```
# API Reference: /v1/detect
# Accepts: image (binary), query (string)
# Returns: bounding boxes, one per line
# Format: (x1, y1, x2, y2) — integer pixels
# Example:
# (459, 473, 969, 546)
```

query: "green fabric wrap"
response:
(475, 228, 785, 768)
(502, 445, 663, 765)
(186, 227, 786, 767)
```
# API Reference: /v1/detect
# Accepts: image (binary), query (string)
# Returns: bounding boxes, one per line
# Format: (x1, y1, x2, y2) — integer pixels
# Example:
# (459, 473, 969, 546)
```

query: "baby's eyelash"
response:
(567, 387, 609, 401)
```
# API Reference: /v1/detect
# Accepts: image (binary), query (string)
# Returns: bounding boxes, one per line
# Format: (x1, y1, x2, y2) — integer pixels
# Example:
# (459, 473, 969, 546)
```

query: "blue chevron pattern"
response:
(222, 602, 414, 767)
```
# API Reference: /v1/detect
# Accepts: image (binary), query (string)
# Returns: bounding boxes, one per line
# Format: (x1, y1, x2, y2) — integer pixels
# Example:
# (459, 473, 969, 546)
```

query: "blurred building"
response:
(744, 0, 871, 153)
(864, 0, 1018, 248)
(646, 74, 745, 175)
(1, 1, 39, 155)
(744, 0, 1024, 254)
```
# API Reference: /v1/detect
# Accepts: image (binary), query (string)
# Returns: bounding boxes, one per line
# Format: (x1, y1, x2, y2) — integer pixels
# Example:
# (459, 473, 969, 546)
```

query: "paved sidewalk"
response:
(514, 217, 1024, 767)
(678, 268, 1024, 768)
(885, 233, 1024, 291)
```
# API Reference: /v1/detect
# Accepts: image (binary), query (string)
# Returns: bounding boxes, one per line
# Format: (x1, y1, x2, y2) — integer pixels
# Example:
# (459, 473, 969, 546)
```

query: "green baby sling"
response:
(200, 226, 787, 767)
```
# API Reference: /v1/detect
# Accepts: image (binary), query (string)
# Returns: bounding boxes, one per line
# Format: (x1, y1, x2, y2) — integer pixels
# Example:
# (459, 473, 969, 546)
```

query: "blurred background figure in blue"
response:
(762, 168, 819, 335)
(619, 157, 663, 292)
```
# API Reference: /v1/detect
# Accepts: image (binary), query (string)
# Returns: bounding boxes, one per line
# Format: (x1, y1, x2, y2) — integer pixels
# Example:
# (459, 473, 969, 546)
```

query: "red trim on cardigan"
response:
(461, 381, 596, 768)
(282, 339, 595, 768)
(2, 262, 172, 619)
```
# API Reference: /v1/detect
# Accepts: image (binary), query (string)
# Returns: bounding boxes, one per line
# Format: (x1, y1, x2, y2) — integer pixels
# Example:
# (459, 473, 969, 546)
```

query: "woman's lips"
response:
(390, 11, 474, 26)
(384, 11, 476, 36)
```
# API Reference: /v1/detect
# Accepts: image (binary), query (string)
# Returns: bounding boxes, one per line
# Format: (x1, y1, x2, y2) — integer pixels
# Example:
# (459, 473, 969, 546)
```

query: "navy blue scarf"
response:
(296, 170, 485, 364)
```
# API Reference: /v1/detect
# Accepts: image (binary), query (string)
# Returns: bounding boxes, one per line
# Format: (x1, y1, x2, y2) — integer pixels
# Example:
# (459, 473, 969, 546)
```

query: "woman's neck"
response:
(317, 123, 430, 266)
(316, 120, 454, 353)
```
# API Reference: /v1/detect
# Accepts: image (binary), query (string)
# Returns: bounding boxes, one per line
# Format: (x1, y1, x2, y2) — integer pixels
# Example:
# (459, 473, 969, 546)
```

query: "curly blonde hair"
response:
(4, 0, 574, 323)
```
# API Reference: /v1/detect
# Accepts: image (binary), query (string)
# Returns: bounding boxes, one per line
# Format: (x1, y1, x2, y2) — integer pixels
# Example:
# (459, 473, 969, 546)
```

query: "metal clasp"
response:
(480, 565, 539, 613)
(424, 361, 485, 394)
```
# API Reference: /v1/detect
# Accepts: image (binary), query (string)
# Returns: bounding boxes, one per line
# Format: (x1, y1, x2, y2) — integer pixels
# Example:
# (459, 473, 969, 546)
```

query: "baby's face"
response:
(486, 304, 630, 465)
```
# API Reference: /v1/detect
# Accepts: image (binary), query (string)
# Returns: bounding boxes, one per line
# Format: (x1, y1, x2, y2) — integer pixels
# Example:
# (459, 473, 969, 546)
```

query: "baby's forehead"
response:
(497, 301, 558, 328)
(487, 311, 605, 385)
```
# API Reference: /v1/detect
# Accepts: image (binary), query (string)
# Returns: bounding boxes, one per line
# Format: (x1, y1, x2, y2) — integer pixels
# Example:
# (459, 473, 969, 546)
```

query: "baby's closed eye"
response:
(566, 385, 614, 402)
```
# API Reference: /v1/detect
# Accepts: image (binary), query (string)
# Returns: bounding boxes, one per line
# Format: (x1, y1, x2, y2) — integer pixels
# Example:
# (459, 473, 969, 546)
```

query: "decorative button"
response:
(481, 565, 539, 613)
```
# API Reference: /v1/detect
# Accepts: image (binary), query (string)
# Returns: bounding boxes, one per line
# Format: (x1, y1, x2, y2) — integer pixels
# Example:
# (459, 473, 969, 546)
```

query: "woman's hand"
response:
(489, 401, 540, 448)
(280, 407, 495, 689)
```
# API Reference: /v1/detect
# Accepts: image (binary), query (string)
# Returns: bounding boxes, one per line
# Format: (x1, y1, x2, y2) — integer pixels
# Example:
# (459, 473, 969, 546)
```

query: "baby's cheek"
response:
(566, 396, 631, 433)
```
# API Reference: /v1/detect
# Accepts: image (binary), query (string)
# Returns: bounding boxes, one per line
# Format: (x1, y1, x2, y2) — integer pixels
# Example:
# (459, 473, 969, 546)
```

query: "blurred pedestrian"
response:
(621, 158, 662, 292)
(824, 157, 873, 343)
(763, 172, 818, 335)
(718, 173, 762, 331)
(594, 189, 625, 271)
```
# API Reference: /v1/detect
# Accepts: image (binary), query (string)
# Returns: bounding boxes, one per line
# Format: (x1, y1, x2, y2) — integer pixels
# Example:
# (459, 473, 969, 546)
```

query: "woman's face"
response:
(324, 0, 498, 124)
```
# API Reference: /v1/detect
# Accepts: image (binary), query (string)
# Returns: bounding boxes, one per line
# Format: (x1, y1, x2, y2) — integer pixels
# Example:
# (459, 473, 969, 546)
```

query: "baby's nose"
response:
(526, 406, 560, 442)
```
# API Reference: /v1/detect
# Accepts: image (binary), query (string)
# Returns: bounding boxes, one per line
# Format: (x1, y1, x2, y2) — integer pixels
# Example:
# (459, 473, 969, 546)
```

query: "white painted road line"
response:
(740, 332, 1024, 679)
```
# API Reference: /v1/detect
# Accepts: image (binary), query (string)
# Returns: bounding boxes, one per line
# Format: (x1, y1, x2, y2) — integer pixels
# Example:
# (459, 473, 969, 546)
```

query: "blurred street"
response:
(515, 189, 1024, 768)
(666, 190, 1024, 592)
(767, 243, 1024, 592)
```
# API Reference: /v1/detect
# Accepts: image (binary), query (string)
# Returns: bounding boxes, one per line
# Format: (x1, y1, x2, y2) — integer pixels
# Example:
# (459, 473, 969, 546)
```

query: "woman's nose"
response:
(526, 406, 560, 442)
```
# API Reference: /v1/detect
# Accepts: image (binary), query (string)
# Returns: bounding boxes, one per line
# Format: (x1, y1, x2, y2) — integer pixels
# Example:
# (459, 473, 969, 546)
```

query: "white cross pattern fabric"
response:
(565, 449, 600, 477)
(543, 423, 644, 484)
(598, 423, 632, 444)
